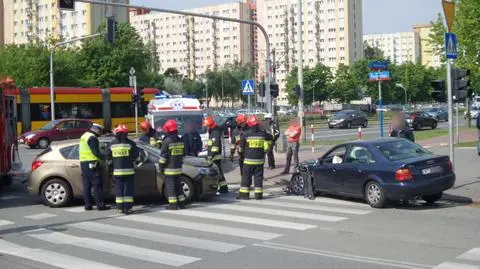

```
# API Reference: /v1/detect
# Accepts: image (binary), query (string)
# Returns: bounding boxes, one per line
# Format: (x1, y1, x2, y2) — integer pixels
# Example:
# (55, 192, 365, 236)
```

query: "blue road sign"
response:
(445, 32, 457, 59)
(241, 80, 255, 96)
(368, 71, 390, 81)
(368, 61, 389, 70)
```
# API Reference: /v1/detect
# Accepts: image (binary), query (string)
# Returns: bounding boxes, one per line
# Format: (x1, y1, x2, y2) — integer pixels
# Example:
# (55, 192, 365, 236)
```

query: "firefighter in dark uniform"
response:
(203, 116, 228, 194)
(262, 113, 280, 169)
(79, 123, 109, 211)
(139, 120, 157, 145)
(159, 119, 186, 210)
(239, 115, 272, 200)
(107, 124, 140, 215)
(230, 114, 247, 176)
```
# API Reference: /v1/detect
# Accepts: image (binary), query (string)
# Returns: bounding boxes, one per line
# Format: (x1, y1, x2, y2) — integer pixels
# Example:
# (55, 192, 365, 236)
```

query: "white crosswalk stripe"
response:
(458, 248, 480, 262)
(0, 220, 14, 227)
(433, 247, 480, 269)
(433, 262, 479, 269)
(24, 213, 57, 220)
(277, 195, 369, 207)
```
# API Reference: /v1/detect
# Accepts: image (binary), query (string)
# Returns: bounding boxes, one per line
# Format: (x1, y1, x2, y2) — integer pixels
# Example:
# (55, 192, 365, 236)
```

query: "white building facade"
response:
(363, 32, 420, 65)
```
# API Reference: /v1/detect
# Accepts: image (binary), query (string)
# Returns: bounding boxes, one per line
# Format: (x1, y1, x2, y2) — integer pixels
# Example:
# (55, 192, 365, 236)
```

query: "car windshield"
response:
(333, 111, 351, 118)
(40, 120, 59, 130)
(153, 115, 206, 135)
(376, 140, 431, 161)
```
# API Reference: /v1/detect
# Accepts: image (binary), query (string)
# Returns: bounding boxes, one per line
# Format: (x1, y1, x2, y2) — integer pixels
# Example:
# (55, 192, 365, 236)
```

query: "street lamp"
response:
(395, 83, 408, 104)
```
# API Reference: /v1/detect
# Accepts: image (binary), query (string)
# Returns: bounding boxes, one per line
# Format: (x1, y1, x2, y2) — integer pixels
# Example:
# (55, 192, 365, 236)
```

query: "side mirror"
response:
(315, 158, 323, 165)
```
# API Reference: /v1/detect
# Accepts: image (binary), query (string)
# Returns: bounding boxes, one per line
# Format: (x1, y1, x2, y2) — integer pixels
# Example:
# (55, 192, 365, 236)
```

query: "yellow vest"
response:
(79, 132, 99, 162)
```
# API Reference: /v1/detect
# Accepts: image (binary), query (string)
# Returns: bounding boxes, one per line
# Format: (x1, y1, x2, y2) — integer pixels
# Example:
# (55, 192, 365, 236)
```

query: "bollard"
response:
(358, 126, 362, 140)
(311, 124, 315, 153)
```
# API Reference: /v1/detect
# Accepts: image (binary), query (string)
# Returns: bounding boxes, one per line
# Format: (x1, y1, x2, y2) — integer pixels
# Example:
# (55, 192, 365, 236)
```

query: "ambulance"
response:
(146, 95, 208, 156)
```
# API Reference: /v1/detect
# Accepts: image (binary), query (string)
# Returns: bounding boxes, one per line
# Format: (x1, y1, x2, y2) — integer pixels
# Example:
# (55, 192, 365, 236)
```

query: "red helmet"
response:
(236, 114, 247, 125)
(163, 119, 178, 133)
(140, 121, 151, 132)
(246, 115, 260, 127)
(203, 116, 217, 129)
(114, 124, 128, 134)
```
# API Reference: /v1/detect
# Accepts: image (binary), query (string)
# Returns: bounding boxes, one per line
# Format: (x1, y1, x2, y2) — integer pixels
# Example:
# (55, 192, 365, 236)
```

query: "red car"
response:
(19, 119, 92, 149)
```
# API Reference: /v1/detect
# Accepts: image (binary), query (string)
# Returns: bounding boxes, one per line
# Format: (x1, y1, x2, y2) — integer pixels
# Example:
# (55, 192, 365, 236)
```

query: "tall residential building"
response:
(0, 0, 4, 45)
(2, 0, 129, 45)
(130, 1, 253, 80)
(363, 32, 420, 65)
(413, 24, 441, 68)
(256, 0, 363, 105)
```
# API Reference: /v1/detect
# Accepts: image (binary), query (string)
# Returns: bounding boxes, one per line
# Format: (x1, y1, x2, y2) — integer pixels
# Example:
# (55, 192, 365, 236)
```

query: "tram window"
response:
(111, 102, 147, 118)
(30, 103, 102, 121)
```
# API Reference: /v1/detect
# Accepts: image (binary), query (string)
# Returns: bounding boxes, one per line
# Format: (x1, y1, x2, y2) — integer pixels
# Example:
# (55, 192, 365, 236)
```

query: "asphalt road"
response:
(0, 145, 479, 269)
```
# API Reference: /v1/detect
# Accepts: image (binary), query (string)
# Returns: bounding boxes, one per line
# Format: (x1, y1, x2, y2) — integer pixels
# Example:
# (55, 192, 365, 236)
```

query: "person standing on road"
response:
(281, 119, 301, 174)
(159, 119, 186, 210)
(107, 124, 139, 215)
(262, 113, 280, 169)
(476, 115, 480, 154)
(230, 114, 247, 176)
(79, 123, 109, 211)
(239, 115, 272, 200)
(390, 112, 415, 142)
(203, 116, 228, 194)
(183, 119, 202, 157)
(139, 121, 157, 146)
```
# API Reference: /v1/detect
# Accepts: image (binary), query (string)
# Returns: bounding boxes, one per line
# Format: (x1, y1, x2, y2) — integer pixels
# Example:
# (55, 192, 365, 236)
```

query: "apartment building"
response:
(2, 0, 129, 45)
(0, 0, 4, 45)
(413, 24, 441, 68)
(130, 1, 253, 80)
(256, 0, 363, 105)
(363, 32, 420, 65)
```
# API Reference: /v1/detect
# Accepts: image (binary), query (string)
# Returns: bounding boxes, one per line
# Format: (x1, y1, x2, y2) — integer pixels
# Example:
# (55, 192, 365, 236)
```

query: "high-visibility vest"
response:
(79, 132, 99, 162)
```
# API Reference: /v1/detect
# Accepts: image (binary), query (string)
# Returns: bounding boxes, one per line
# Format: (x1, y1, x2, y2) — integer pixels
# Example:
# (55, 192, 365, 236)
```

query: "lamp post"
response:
(395, 83, 408, 104)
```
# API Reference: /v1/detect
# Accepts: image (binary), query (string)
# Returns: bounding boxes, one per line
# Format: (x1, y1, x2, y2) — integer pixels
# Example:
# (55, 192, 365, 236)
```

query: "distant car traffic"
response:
(328, 110, 368, 129)
(27, 139, 219, 207)
(19, 119, 93, 149)
(404, 111, 438, 130)
(288, 138, 455, 208)
(423, 108, 448, 122)
(464, 108, 480, 119)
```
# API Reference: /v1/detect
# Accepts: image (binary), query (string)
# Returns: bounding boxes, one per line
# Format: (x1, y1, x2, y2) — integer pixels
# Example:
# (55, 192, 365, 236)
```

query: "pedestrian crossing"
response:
(433, 248, 480, 269)
(0, 195, 373, 269)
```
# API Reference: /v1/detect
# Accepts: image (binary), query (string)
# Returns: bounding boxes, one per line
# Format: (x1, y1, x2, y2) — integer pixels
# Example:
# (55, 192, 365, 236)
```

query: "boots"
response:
(166, 203, 180, 210)
(237, 192, 249, 200)
(255, 193, 263, 200)
(218, 184, 229, 194)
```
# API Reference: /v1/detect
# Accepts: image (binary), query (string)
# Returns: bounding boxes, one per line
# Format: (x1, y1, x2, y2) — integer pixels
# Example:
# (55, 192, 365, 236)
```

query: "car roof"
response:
(337, 137, 405, 148)
(49, 136, 114, 149)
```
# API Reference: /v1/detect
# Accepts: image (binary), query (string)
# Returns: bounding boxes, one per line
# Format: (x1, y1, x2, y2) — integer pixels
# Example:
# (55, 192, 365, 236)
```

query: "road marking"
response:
(209, 203, 347, 222)
(0, 195, 21, 200)
(433, 262, 479, 269)
(278, 195, 369, 207)
(69, 221, 244, 253)
(159, 209, 317, 230)
(0, 239, 127, 269)
(458, 248, 480, 262)
(254, 242, 433, 269)
(0, 220, 14, 226)
(25, 228, 200, 267)
(119, 215, 282, 240)
(24, 213, 57, 220)
(237, 199, 372, 215)
(64, 207, 87, 213)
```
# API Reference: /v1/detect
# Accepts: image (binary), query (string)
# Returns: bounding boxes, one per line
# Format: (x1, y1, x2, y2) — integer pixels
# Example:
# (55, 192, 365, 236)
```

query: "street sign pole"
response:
(378, 80, 383, 137)
(130, 67, 138, 136)
(447, 59, 454, 167)
(456, 105, 459, 144)
(248, 95, 251, 113)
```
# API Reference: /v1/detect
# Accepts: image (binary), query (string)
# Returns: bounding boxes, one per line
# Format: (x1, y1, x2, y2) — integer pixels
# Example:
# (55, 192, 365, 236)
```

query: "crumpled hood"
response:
(183, 156, 212, 167)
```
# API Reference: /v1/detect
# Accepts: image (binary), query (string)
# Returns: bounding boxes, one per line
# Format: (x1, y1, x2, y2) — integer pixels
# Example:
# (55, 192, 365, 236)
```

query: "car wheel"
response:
(362, 120, 368, 128)
(180, 176, 196, 203)
(289, 173, 305, 195)
(423, 192, 442, 204)
(38, 138, 50, 149)
(364, 181, 387, 208)
(346, 121, 352, 129)
(328, 126, 334, 129)
(431, 121, 437, 130)
(40, 178, 72, 207)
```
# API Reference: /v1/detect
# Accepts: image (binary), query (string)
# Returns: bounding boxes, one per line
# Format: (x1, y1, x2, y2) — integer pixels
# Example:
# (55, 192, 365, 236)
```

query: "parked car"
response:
(288, 138, 455, 208)
(328, 110, 368, 129)
(27, 138, 219, 207)
(19, 119, 93, 149)
(404, 111, 438, 130)
(423, 108, 448, 122)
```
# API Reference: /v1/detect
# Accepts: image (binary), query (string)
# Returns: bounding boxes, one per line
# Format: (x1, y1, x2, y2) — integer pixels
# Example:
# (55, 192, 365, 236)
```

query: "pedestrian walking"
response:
(281, 119, 301, 174)
(182, 119, 202, 157)
(159, 119, 186, 210)
(390, 112, 415, 142)
(107, 124, 140, 215)
(238, 115, 272, 200)
(79, 123, 109, 211)
(203, 116, 228, 194)
(262, 113, 280, 169)
(230, 114, 247, 176)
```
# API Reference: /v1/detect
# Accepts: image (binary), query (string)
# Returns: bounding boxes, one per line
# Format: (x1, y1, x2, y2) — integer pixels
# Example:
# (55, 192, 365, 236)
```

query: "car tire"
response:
(364, 181, 388, 208)
(328, 126, 334, 129)
(289, 173, 306, 195)
(431, 121, 437, 130)
(179, 176, 196, 203)
(40, 178, 72, 207)
(346, 121, 352, 129)
(362, 120, 368, 128)
(38, 138, 50, 149)
(423, 192, 442, 204)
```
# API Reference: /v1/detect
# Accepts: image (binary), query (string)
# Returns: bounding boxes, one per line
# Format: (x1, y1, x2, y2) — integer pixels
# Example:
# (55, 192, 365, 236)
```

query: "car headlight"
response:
(25, 134, 36, 139)
(337, 119, 344, 123)
(198, 167, 215, 175)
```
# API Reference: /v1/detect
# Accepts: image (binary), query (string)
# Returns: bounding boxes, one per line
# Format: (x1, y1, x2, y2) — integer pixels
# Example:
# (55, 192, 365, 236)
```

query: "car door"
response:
(51, 121, 69, 141)
(133, 148, 158, 197)
(313, 145, 348, 193)
(341, 146, 377, 196)
(73, 120, 91, 139)
(62, 145, 83, 195)
(54, 120, 77, 140)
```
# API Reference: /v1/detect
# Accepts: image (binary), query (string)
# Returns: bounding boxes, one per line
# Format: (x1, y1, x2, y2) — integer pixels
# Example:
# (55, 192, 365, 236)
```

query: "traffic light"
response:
(131, 93, 137, 104)
(270, 84, 279, 98)
(138, 88, 145, 104)
(431, 80, 446, 102)
(451, 68, 470, 101)
(106, 17, 116, 44)
(259, 83, 265, 97)
(58, 0, 75, 11)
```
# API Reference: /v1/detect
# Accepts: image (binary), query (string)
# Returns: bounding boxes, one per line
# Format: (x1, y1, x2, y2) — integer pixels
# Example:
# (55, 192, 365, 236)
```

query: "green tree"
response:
(428, 13, 447, 64)
(329, 64, 359, 103)
(363, 41, 385, 60)
(285, 63, 333, 105)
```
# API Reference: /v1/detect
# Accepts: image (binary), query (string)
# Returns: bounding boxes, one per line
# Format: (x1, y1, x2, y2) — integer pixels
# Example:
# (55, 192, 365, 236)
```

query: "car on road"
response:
(404, 111, 438, 130)
(328, 110, 368, 129)
(288, 138, 455, 208)
(464, 108, 480, 119)
(423, 108, 448, 122)
(19, 119, 93, 149)
(27, 138, 219, 207)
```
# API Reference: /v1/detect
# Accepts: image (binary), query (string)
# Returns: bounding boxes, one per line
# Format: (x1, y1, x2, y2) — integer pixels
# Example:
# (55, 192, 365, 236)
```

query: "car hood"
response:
(21, 129, 45, 137)
(183, 156, 212, 167)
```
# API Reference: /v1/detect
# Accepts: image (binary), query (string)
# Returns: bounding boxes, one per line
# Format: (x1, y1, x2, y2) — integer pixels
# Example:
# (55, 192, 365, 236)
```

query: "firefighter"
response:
(203, 116, 228, 194)
(159, 119, 186, 210)
(79, 123, 109, 211)
(107, 124, 139, 215)
(182, 119, 202, 157)
(230, 114, 247, 176)
(139, 120, 157, 146)
(239, 115, 272, 200)
(262, 113, 280, 169)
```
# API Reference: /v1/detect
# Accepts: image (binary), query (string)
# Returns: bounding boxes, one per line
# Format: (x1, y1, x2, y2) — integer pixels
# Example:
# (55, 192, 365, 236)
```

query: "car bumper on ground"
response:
(383, 173, 456, 200)
(193, 173, 218, 198)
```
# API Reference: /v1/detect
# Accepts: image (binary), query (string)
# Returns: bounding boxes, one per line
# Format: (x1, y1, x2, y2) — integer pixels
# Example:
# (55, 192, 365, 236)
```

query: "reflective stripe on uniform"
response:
(254, 188, 263, 193)
(111, 143, 132, 157)
(246, 137, 265, 148)
(244, 158, 264, 165)
(218, 180, 228, 186)
(149, 137, 156, 145)
(79, 132, 99, 162)
(178, 194, 186, 202)
(211, 146, 220, 152)
(113, 168, 135, 176)
(158, 157, 167, 164)
(123, 196, 134, 203)
(164, 168, 182, 175)
(264, 141, 272, 151)
(168, 197, 178, 203)
(169, 142, 184, 156)
(212, 155, 222, 161)
(115, 197, 124, 203)
(207, 139, 213, 146)
(239, 187, 250, 193)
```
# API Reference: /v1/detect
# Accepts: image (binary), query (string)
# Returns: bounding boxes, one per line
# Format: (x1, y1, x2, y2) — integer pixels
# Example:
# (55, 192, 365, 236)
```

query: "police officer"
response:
(262, 113, 280, 169)
(107, 124, 139, 215)
(139, 120, 157, 145)
(203, 116, 228, 194)
(230, 114, 247, 176)
(79, 123, 109, 211)
(239, 115, 272, 200)
(182, 119, 202, 157)
(159, 119, 186, 210)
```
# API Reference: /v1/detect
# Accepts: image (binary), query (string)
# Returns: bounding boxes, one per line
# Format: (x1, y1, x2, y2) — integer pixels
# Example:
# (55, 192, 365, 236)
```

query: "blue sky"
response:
(130, 0, 443, 34)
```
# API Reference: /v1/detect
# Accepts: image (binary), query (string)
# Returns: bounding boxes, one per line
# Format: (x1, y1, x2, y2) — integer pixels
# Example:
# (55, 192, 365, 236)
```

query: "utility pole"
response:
(272, 48, 276, 116)
(296, 0, 304, 136)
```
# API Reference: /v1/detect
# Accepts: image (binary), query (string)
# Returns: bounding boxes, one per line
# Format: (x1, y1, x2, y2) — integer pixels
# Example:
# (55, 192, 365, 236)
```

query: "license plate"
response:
(422, 166, 442, 175)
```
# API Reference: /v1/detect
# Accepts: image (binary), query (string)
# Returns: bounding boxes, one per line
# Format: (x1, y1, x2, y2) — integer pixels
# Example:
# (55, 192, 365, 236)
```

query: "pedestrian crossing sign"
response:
(242, 80, 255, 96)
(445, 32, 457, 59)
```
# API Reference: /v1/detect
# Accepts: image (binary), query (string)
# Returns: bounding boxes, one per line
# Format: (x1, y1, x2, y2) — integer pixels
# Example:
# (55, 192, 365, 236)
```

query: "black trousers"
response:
(115, 176, 134, 211)
(283, 141, 299, 173)
(81, 164, 104, 208)
(213, 159, 228, 192)
(240, 164, 264, 199)
(164, 175, 185, 204)
(267, 146, 275, 167)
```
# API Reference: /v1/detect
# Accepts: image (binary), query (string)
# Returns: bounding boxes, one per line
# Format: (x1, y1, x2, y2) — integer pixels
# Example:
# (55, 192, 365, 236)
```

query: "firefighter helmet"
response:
(203, 116, 217, 129)
(140, 121, 151, 132)
(236, 114, 247, 125)
(246, 115, 260, 127)
(163, 119, 178, 133)
(113, 124, 128, 134)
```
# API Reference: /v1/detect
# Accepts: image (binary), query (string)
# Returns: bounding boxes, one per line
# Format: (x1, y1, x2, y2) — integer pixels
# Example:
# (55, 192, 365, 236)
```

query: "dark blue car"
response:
(289, 138, 455, 208)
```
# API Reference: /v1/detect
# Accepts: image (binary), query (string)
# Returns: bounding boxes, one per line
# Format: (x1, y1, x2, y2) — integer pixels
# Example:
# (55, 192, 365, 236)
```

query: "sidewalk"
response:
(418, 129, 478, 149)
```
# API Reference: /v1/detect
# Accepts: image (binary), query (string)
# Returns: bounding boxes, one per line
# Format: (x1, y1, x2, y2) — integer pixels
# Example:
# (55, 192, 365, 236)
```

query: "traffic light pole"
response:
(379, 80, 384, 137)
(134, 78, 138, 137)
(446, 59, 455, 167)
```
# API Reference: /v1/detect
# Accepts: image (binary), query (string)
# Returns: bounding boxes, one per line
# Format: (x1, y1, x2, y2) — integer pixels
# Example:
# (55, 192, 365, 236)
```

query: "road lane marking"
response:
(278, 195, 369, 207)
(458, 248, 480, 262)
(433, 262, 479, 269)
(25, 228, 200, 267)
(208, 203, 347, 222)
(0, 195, 21, 200)
(24, 213, 57, 220)
(0, 239, 127, 269)
(0, 220, 14, 226)
(64, 207, 86, 213)
(119, 215, 282, 240)
(159, 209, 317, 230)
(69, 221, 244, 253)
(254, 242, 433, 269)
